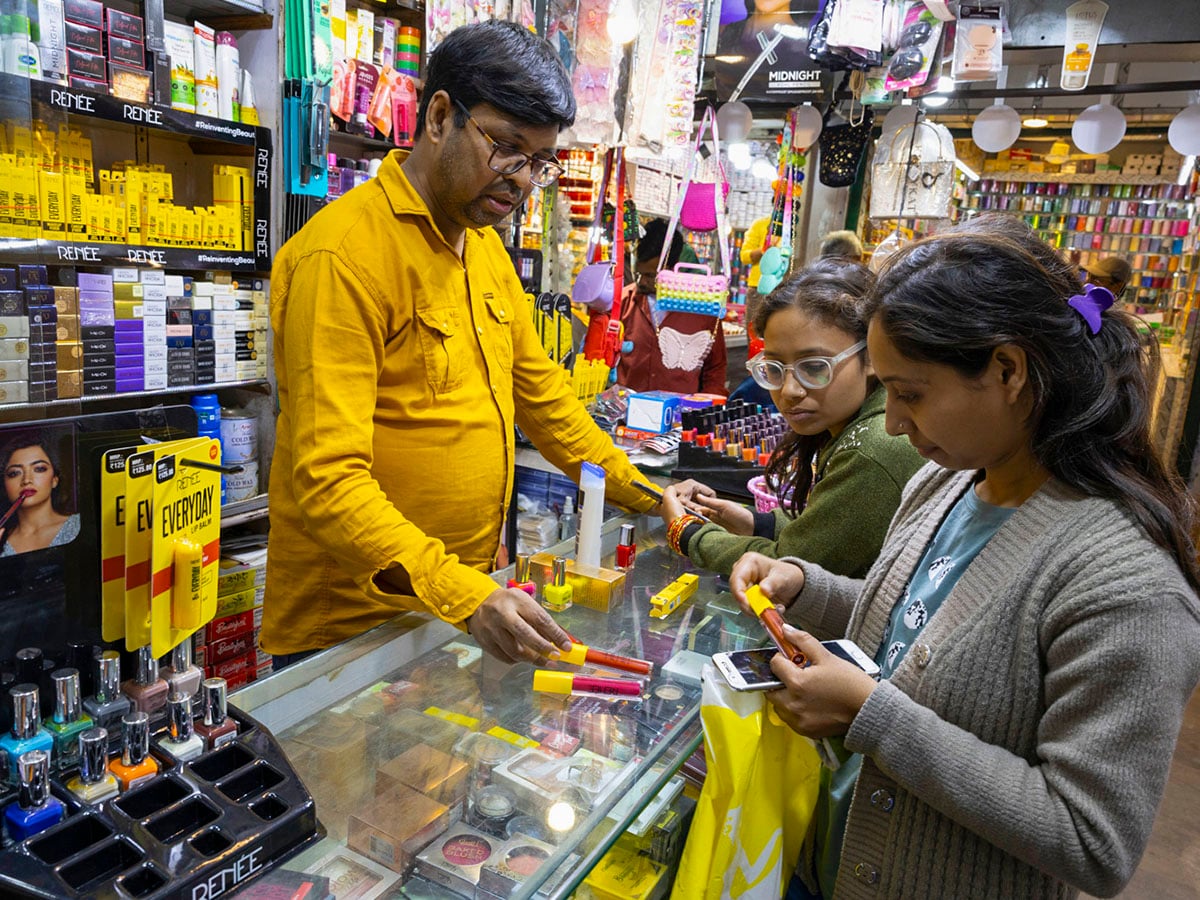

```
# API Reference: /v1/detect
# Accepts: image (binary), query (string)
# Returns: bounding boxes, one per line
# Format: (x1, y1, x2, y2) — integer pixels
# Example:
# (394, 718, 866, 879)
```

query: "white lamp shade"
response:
(1072, 103, 1127, 154)
(880, 104, 919, 137)
(1168, 104, 1200, 156)
(972, 104, 1022, 153)
(716, 101, 754, 143)
(791, 105, 824, 150)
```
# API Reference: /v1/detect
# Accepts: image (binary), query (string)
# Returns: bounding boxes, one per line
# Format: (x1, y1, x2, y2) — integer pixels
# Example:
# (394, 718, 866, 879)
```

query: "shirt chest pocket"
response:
(483, 294, 514, 372)
(416, 307, 467, 393)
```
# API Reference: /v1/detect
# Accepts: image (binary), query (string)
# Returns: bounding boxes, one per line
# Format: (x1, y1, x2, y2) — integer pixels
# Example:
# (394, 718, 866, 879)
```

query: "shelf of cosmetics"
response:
(671, 401, 787, 503)
(0, 686, 317, 900)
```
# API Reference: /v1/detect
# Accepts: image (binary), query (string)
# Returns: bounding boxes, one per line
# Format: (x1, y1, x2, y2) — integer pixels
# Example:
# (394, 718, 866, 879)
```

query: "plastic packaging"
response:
(214, 31, 239, 121)
(574, 463, 605, 568)
(952, 4, 1003, 82)
(193, 21, 218, 116)
(239, 69, 259, 124)
(163, 20, 195, 112)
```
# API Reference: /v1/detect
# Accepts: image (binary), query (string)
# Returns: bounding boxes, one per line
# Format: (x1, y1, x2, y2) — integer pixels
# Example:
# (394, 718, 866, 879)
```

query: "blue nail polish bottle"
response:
(4, 749, 64, 841)
(0, 684, 54, 781)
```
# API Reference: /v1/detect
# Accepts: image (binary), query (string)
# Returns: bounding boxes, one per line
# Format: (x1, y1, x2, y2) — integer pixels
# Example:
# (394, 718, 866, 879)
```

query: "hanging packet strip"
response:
(149, 440, 221, 657)
(884, 2, 942, 91)
(100, 445, 142, 643)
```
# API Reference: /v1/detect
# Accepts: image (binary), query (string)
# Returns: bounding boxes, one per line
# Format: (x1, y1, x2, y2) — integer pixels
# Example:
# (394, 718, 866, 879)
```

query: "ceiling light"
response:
(935, 76, 955, 94)
(921, 94, 950, 108)
(1024, 116, 1049, 128)
(751, 158, 776, 180)
(606, 0, 638, 44)
(955, 158, 981, 182)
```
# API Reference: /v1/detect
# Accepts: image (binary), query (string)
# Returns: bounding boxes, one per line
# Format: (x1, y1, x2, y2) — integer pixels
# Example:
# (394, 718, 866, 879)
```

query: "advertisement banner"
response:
(714, 0, 834, 102)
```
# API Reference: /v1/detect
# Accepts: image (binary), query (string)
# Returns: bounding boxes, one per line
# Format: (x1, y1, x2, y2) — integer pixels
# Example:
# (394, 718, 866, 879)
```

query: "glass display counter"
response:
(231, 514, 763, 899)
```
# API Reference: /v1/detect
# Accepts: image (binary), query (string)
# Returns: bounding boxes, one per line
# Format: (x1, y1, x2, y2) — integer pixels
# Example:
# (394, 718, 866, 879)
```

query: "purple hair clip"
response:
(1067, 283, 1115, 335)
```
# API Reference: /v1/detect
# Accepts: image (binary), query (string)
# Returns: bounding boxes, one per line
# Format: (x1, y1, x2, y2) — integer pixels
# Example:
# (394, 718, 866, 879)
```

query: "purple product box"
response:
(28, 306, 57, 325)
(166, 335, 193, 349)
(0, 269, 15, 290)
(0, 293, 25, 316)
(18, 266, 48, 288)
(79, 292, 114, 305)
(114, 319, 144, 333)
(77, 274, 113, 293)
(116, 354, 144, 369)
(23, 287, 53, 305)
(81, 309, 116, 327)
(116, 375, 144, 393)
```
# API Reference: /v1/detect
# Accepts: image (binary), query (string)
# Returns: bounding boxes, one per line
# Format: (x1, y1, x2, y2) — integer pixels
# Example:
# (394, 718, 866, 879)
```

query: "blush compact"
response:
(414, 824, 503, 895)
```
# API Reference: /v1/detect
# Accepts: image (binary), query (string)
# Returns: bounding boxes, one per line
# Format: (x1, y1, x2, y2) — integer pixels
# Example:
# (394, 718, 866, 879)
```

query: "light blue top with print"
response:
(813, 484, 1016, 898)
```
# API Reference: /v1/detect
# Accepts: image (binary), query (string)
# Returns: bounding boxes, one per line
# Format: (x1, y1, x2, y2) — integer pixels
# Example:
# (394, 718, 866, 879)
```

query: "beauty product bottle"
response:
(65, 641, 98, 697)
(163, 641, 202, 701)
(82, 652, 131, 733)
(615, 523, 637, 571)
(158, 693, 204, 761)
(0, 685, 54, 780)
(558, 495, 578, 541)
(65, 728, 119, 803)
(194, 678, 237, 750)
(108, 712, 159, 791)
(44, 669, 93, 771)
(122, 647, 168, 717)
(506, 554, 536, 597)
(4, 750, 63, 841)
(541, 557, 573, 613)
(14, 648, 53, 717)
(575, 463, 606, 568)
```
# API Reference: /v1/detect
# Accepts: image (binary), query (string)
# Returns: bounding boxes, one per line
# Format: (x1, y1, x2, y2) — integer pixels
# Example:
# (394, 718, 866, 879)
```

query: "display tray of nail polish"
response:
(672, 443, 763, 502)
(0, 705, 323, 900)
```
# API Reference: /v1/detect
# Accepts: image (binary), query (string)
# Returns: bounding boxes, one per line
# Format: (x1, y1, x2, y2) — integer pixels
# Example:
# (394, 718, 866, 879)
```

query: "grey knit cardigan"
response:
(784, 463, 1200, 899)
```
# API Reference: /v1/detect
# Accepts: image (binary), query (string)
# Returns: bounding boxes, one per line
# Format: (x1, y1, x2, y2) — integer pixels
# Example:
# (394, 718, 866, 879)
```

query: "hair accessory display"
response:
(1067, 283, 1116, 334)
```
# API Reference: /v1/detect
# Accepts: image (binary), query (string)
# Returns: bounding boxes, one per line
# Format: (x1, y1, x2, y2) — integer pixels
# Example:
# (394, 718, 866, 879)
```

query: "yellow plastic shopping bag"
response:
(671, 663, 821, 900)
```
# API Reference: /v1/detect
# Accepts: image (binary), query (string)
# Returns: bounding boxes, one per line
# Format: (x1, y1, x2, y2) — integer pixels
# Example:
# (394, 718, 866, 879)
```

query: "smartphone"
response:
(712, 640, 881, 692)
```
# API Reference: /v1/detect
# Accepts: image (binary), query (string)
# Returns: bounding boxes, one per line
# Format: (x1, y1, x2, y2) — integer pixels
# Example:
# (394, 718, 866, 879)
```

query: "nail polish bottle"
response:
(158, 693, 204, 761)
(65, 728, 119, 803)
(615, 523, 637, 571)
(14, 648, 54, 718)
(122, 647, 168, 717)
(507, 554, 536, 597)
(82, 652, 132, 733)
(4, 750, 64, 841)
(0, 685, 54, 780)
(65, 640, 99, 697)
(193, 678, 238, 750)
(541, 557, 573, 612)
(44, 669, 93, 771)
(163, 641, 202, 702)
(108, 712, 158, 791)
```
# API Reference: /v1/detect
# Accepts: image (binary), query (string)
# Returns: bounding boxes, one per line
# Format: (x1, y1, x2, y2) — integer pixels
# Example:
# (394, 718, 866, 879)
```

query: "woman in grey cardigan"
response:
(730, 215, 1200, 900)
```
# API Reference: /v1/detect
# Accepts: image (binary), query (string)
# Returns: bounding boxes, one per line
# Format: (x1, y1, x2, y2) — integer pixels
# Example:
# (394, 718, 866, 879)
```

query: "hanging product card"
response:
(715, 0, 831, 102)
(149, 440, 220, 657)
(100, 444, 141, 642)
(827, 0, 883, 53)
(952, 5, 1003, 82)
(884, 2, 942, 92)
(1060, 0, 1107, 91)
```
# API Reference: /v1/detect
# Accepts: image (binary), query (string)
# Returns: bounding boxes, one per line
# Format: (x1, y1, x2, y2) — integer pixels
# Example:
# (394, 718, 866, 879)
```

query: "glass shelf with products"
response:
(233, 513, 762, 899)
(0, 378, 270, 423)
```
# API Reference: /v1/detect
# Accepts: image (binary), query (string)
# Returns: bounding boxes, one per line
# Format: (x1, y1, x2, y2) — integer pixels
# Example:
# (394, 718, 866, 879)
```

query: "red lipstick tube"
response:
(532, 670, 643, 698)
(745, 585, 808, 666)
(0, 489, 34, 530)
(558, 641, 652, 676)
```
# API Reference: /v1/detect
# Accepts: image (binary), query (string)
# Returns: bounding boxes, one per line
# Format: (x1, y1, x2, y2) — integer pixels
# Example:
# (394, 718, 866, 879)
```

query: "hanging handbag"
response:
(818, 105, 874, 188)
(868, 118, 955, 219)
(678, 108, 731, 233)
(656, 107, 731, 319)
(572, 151, 617, 313)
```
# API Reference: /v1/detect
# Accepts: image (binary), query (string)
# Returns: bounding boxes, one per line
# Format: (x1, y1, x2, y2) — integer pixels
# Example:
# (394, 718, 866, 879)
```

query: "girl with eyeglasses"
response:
(659, 258, 923, 577)
(728, 214, 1200, 899)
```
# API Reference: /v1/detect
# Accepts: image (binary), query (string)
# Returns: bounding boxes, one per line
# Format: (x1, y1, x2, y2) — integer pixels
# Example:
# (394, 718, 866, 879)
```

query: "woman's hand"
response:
(766, 627, 878, 739)
(659, 479, 720, 525)
(685, 488, 756, 535)
(729, 551, 805, 614)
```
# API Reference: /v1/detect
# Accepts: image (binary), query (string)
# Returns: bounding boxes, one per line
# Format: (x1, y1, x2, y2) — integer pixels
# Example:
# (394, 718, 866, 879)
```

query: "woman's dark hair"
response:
(637, 218, 684, 268)
(754, 259, 876, 516)
(416, 21, 575, 138)
(867, 213, 1200, 591)
(0, 433, 67, 549)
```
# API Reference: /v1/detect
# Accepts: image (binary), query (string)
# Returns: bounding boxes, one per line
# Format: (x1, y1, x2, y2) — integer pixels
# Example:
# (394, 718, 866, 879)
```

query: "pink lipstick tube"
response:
(0, 489, 35, 530)
(532, 670, 643, 699)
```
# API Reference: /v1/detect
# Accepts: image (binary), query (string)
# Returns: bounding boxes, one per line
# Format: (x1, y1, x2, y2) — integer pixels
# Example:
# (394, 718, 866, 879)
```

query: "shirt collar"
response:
(376, 148, 484, 255)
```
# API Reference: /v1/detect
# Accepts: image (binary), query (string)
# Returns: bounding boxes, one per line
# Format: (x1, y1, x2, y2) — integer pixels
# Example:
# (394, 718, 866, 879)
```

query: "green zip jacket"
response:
(682, 387, 924, 577)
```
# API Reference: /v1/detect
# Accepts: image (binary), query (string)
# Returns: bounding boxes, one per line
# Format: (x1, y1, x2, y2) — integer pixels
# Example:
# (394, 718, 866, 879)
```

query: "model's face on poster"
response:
(0, 426, 78, 557)
(5, 446, 57, 505)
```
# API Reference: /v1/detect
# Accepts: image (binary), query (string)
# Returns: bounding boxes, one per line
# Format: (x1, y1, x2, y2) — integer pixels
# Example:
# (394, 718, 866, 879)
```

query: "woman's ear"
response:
(990, 343, 1028, 403)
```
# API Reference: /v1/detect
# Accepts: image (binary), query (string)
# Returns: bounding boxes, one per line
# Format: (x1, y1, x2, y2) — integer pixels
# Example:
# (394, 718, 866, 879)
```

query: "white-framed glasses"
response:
(746, 340, 867, 391)
(452, 97, 566, 188)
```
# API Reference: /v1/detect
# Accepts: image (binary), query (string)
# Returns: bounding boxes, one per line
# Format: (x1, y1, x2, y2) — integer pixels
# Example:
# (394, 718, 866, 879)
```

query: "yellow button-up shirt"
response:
(262, 151, 656, 654)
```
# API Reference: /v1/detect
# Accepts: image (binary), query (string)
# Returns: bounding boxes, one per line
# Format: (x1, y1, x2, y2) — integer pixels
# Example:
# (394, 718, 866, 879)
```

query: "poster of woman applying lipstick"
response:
(0, 423, 79, 557)
(714, 0, 833, 102)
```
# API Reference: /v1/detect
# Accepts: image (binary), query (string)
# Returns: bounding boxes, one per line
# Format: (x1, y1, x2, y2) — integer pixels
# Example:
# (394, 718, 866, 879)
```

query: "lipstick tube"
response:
(745, 585, 808, 666)
(557, 641, 652, 677)
(532, 670, 643, 699)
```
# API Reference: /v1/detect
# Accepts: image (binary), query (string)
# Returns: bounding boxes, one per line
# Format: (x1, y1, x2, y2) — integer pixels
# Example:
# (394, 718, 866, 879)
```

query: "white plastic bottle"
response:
(574, 463, 605, 568)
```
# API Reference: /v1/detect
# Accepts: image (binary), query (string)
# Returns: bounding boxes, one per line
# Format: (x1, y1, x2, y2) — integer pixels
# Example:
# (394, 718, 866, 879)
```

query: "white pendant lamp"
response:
(972, 104, 1022, 153)
(1168, 104, 1200, 156)
(1072, 103, 1126, 154)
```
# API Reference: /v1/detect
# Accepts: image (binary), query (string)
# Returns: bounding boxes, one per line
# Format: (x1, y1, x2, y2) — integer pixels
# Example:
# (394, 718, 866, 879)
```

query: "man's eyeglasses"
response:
(746, 341, 867, 391)
(452, 98, 565, 188)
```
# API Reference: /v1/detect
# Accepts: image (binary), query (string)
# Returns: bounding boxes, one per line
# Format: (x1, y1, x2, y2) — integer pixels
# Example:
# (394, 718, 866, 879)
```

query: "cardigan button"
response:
(913, 643, 933, 668)
(870, 788, 894, 812)
(854, 862, 879, 884)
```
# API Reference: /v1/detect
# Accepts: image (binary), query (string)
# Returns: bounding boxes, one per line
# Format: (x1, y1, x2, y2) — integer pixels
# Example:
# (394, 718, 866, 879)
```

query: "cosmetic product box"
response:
(414, 824, 504, 895)
(527, 553, 626, 613)
(375, 743, 468, 811)
(347, 783, 452, 874)
(583, 844, 669, 900)
(206, 608, 255, 644)
(0, 705, 320, 899)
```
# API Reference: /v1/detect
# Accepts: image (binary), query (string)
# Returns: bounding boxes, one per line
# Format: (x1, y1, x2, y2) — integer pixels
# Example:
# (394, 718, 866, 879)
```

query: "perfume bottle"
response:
(163, 641, 202, 701)
(65, 728, 119, 803)
(0, 685, 54, 780)
(194, 678, 238, 750)
(122, 647, 168, 717)
(158, 693, 204, 761)
(541, 556, 573, 612)
(4, 750, 64, 841)
(44, 669, 93, 771)
(82, 652, 132, 733)
(108, 712, 158, 791)
(558, 495, 578, 541)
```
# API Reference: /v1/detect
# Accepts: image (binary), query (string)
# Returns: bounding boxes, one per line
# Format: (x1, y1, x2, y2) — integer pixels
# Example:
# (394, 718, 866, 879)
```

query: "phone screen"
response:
(727, 648, 782, 686)
(823, 642, 859, 667)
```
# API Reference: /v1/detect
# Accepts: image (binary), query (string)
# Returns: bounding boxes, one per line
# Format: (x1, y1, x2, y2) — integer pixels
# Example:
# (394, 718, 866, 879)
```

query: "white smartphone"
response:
(712, 640, 882, 692)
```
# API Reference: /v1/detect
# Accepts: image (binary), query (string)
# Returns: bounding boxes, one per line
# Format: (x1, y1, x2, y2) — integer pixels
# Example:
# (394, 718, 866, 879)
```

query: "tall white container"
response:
(574, 462, 606, 569)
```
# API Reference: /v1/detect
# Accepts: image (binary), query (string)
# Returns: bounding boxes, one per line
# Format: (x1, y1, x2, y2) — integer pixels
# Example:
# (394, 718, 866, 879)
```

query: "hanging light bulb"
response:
(606, 0, 639, 44)
(727, 141, 752, 171)
(751, 157, 776, 180)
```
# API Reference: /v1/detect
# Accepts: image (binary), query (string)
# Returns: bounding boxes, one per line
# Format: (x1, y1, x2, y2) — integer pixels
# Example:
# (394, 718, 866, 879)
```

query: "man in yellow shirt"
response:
(263, 21, 657, 665)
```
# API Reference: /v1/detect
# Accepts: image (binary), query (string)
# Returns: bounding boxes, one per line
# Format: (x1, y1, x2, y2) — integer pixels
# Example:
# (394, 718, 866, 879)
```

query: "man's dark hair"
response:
(636, 218, 684, 268)
(416, 21, 576, 138)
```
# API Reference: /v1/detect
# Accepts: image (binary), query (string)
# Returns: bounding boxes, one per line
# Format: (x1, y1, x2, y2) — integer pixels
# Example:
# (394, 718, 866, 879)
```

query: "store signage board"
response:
(714, 2, 834, 103)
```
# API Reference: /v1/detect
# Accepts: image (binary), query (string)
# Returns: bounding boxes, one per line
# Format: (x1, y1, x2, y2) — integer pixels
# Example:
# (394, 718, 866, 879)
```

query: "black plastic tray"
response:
(0, 704, 322, 899)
